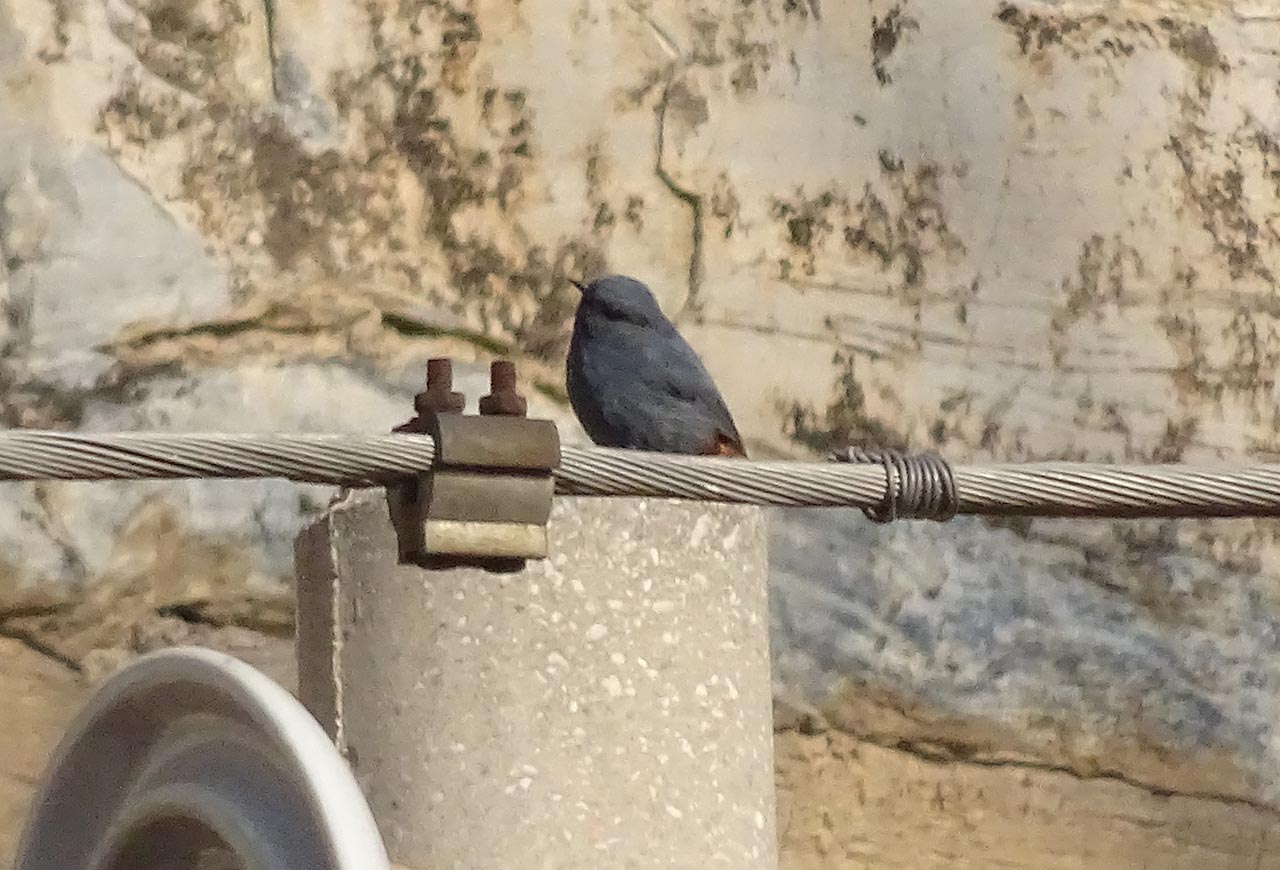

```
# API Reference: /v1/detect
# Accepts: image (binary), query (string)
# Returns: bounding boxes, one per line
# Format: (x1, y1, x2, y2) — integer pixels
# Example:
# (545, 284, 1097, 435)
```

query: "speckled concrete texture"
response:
(295, 491, 776, 870)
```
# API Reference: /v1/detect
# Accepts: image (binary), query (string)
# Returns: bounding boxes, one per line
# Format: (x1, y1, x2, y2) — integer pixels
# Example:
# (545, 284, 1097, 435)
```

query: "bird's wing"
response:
(643, 331, 747, 454)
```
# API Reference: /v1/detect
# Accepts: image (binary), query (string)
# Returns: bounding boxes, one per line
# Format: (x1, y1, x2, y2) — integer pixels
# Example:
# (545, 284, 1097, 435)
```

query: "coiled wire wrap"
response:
(830, 448, 958, 522)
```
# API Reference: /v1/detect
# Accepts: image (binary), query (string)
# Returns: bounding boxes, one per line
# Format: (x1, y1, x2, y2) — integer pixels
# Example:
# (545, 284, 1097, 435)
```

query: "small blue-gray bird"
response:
(565, 274, 747, 457)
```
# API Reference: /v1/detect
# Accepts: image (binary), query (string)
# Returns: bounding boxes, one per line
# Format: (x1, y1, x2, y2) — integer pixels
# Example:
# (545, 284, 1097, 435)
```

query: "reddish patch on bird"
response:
(707, 433, 749, 458)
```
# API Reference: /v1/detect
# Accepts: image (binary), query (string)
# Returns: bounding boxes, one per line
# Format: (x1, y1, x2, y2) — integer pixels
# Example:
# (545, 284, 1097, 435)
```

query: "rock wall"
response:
(3, 0, 1280, 866)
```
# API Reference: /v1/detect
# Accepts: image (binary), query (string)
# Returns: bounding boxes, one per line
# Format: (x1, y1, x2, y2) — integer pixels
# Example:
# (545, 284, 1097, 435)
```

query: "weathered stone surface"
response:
(770, 510, 1280, 806)
(2, 0, 1280, 865)
(774, 725, 1280, 870)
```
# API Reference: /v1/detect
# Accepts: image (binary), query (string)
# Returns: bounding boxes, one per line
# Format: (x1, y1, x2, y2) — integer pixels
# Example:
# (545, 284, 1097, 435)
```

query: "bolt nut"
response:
(479, 360, 528, 417)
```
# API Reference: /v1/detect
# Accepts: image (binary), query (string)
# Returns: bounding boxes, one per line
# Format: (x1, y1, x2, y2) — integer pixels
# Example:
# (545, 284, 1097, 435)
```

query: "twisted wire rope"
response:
(0, 430, 1277, 518)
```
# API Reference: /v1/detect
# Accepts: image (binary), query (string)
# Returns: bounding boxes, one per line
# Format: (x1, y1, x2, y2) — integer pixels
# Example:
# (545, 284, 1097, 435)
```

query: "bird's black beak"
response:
(568, 278, 586, 294)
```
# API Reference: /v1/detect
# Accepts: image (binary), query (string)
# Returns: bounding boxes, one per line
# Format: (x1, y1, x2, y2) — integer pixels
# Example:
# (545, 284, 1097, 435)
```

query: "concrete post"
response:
(294, 490, 777, 870)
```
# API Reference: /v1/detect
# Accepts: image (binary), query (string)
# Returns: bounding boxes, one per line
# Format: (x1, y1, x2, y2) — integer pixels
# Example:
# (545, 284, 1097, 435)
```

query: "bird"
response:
(565, 274, 748, 457)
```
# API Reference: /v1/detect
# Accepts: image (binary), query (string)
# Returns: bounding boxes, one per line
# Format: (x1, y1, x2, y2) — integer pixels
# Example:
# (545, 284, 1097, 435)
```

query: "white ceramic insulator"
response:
(15, 646, 391, 870)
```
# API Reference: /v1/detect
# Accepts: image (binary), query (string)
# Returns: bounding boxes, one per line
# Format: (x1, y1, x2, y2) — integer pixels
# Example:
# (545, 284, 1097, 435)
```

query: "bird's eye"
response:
(594, 297, 648, 326)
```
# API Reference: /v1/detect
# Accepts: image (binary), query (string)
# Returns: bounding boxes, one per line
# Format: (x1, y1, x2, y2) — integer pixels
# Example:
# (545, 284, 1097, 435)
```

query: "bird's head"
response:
(569, 274, 666, 328)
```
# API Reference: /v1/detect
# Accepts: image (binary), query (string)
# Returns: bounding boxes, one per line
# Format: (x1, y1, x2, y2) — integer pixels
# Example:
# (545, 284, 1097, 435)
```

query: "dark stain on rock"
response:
(1151, 417, 1200, 463)
(620, 67, 669, 109)
(690, 15, 721, 59)
(1215, 298, 1280, 407)
(730, 56, 760, 94)
(35, 0, 73, 62)
(782, 0, 821, 20)
(1157, 309, 1218, 405)
(665, 81, 711, 131)
(779, 351, 908, 453)
(788, 216, 815, 247)
(1051, 234, 1145, 331)
(624, 195, 645, 230)
(427, 0, 481, 47)
(120, 0, 253, 100)
(585, 147, 605, 194)
(772, 191, 836, 275)
(930, 388, 977, 447)
(768, 156, 962, 291)
(0, 372, 89, 429)
(993, 1, 1146, 73)
(1047, 234, 1146, 370)
(878, 150, 904, 174)
(99, 80, 189, 147)
(345, 40, 594, 354)
(996, 3, 1083, 55)
(709, 174, 742, 239)
(252, 120, 357, 270)
(994, 0, 1232, 100)
(1160, 18, 1227, 99)
(1253, 130, 1280, 219)
(593, 203, 615, 231)
(1166, 134, 1272, 284)
(845, 159, 961, 292)
(1161, 20, 1225, 73)
(726, 24, 774, 96)
(871, 5, 919, 86)
(581, 145, 634, 249)
(953, 277, 980, 329)
(99, 1, 606, 364)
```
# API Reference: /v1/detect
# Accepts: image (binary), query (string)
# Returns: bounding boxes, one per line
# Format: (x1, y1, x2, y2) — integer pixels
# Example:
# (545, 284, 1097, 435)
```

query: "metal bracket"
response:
(388, 360, 560, 572)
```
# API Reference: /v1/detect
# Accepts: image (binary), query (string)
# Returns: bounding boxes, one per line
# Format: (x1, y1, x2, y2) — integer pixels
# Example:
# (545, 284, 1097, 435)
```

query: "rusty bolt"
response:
(394, 357, 466, 432)
(478, 360, 528, 417)
(416, 358, 467, 416)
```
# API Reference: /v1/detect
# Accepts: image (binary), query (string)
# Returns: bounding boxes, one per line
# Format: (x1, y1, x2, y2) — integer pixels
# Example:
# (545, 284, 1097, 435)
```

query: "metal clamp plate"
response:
(388, 414, 560, 571)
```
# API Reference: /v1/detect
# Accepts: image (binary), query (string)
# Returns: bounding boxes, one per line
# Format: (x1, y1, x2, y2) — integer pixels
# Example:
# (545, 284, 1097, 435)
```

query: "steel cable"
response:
(0, 430, 1277, 518)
